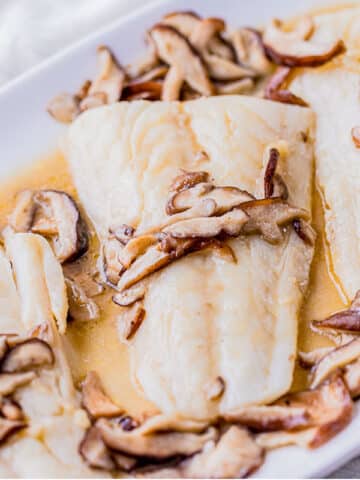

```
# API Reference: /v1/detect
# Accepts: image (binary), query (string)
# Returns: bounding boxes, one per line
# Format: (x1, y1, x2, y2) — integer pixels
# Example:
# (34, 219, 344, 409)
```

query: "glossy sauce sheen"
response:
(0, 151, 345, 415)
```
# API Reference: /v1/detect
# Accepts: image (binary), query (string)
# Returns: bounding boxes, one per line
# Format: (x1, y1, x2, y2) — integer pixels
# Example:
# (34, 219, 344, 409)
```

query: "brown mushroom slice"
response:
(162, 66, 183, 101)
(118, 234, 158, 270)
(190, 17, 225, 52)
(82, 371, 123, 418)
(169, 169, 211, 194)
(0, 417, 26, 445)
(75, 79, 92, 101)
(122, 81, 163, 101)
(263, 17, 346, 68)
(97, 418, 217, 459)
(79, 92, 107, 112)
(126, 35, 159, 79)
(0, 337, 8, 361)
(113, 284, 146, 307)
(168, 183, 253, 216)
(8, 190, 35, 233)
(264, 67, 308, 107)
(224, 405, 310, 432)
(264, 148, 280, 199)
(240, 198, 310, 244)
(256, 428, 319, 450)
(292, 219, 316, 246)
(117, 303, 146, 342)
(117, 245, 173, 292)
(137, 414, 209, 436)
(102, 236, 125, 286)
(0, 372, 35, 396)
(47, 93, 80, 124)
(79, 426, 115, 471)
(150, 25, 214, 97)
(298, 347, 334, 369)
(88, 46, 125, 103)
(163, 11, 234, 61)
(1, 398, 24, 421)
(161, 199, 217, 232)
(182, 426, 264, 479)
(205, 376, 225, 401)
(204, 54, 255, 81)
(215, 78, 254, 95)
(344, 358, 360, 398)
(110, 224, 135, 245)
(312, 292, 360, 332)
(310, 338, 360, 388)
(276, 376, 353, 448)
(65, 278, 99, 322)
(163, 208, 249, 239)
(32, 190, 89, 263)
(351, 127, 360, 148)
(112, 452, 138, 472)
(1, 338, 54, 373)
(231, 28, 273, 75)
(131, 65, 169, 84)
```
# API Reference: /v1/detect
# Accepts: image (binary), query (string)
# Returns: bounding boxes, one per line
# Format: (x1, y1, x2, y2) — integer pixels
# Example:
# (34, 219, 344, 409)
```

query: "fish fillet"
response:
(66, 96, 315, 420)
(291, 6, 360, 300)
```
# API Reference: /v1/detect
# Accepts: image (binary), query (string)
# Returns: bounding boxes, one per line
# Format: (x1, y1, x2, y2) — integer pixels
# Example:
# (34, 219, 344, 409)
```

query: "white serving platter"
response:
(0, 0, 359, 477)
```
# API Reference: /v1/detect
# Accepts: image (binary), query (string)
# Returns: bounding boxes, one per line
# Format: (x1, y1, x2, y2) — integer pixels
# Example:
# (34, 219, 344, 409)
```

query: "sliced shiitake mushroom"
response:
(351, 127, 360, 148)
(169, 170, 211, 195)
(310, 338, 360, 388)
(275, 376, 353, 448)
(79, 426, 115, 471)
(88, 46, 125, 104)
(47, 93, 80, 124)
(263, 17, 346, 67)
(264, 66, 308, 107)
(8, 190, 36, 233)
(1, 398, 24, 421)
(79, 92, 107, 112)
(117, 303, 146, 341)
(0, 417, 26, 445)
(102, 236, 125, 286)
(118, 235, 158, 270)
(240, 198, 310, 244)
(215, 78, 254, 95)
(163, 208, 249, 239)
(122, 81, 163, 101)
(264, 148, 280, 199)
(162, 11, 234, 61)
(97, 418, 218, 459)
(224, 405, 310, 432)
(130, 65, 169, 84)
(32, 190, 89, 263)
(113, 284, 146, 307)
(65, 278, 99, 322)
(343, 358, 360, 398)
(312, 291, 360, 332)
(167, 182, 253, 216)
(136, 414, 208, 435)
(82, 371, 123, 418)
(203, 54, 255, 81)
(1, 339, 54, 373)
(110, 224, 135, 245)
(298, 347, 334, 369)
(150, 25, 214, 98)
(190, 17, 225, 53)
(182, 426, 264, 479)
(0, 372, 36, 396)
(204, 376, 225, 401)
(232, 28, 273, 75)
(292, 218, 316, 246)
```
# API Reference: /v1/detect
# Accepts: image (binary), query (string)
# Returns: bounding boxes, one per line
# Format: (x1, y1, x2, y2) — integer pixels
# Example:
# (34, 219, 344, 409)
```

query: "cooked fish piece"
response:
(1, 232, 98, 478)
(290, 6, 360, 301)
(66, 97, 315, 420)
(0, 247, 22, 334)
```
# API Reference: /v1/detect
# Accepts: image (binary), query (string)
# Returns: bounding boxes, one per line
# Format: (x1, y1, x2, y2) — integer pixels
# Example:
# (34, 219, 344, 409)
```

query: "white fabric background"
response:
(0, 0, 357, 477)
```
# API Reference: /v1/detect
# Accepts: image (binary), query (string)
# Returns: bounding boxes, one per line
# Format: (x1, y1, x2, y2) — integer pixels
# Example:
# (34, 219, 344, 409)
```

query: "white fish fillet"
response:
(291, 6, 360, 300)
(66, 97, 315, 420)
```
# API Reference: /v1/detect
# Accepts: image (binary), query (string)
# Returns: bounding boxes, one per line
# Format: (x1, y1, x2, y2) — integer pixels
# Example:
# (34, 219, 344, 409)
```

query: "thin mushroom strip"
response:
(312, 291, 360, 332)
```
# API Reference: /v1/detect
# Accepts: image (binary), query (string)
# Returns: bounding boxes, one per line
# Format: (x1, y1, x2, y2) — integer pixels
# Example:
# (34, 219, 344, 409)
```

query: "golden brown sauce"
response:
(0, 150, 347, 411)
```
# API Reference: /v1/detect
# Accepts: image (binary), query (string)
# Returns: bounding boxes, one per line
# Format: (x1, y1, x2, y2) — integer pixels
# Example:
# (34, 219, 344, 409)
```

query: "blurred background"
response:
(0, 0, 358, 477)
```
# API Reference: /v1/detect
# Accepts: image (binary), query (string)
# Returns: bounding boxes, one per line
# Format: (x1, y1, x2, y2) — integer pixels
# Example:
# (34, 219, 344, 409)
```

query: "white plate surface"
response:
(0, 0, 359, 477)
